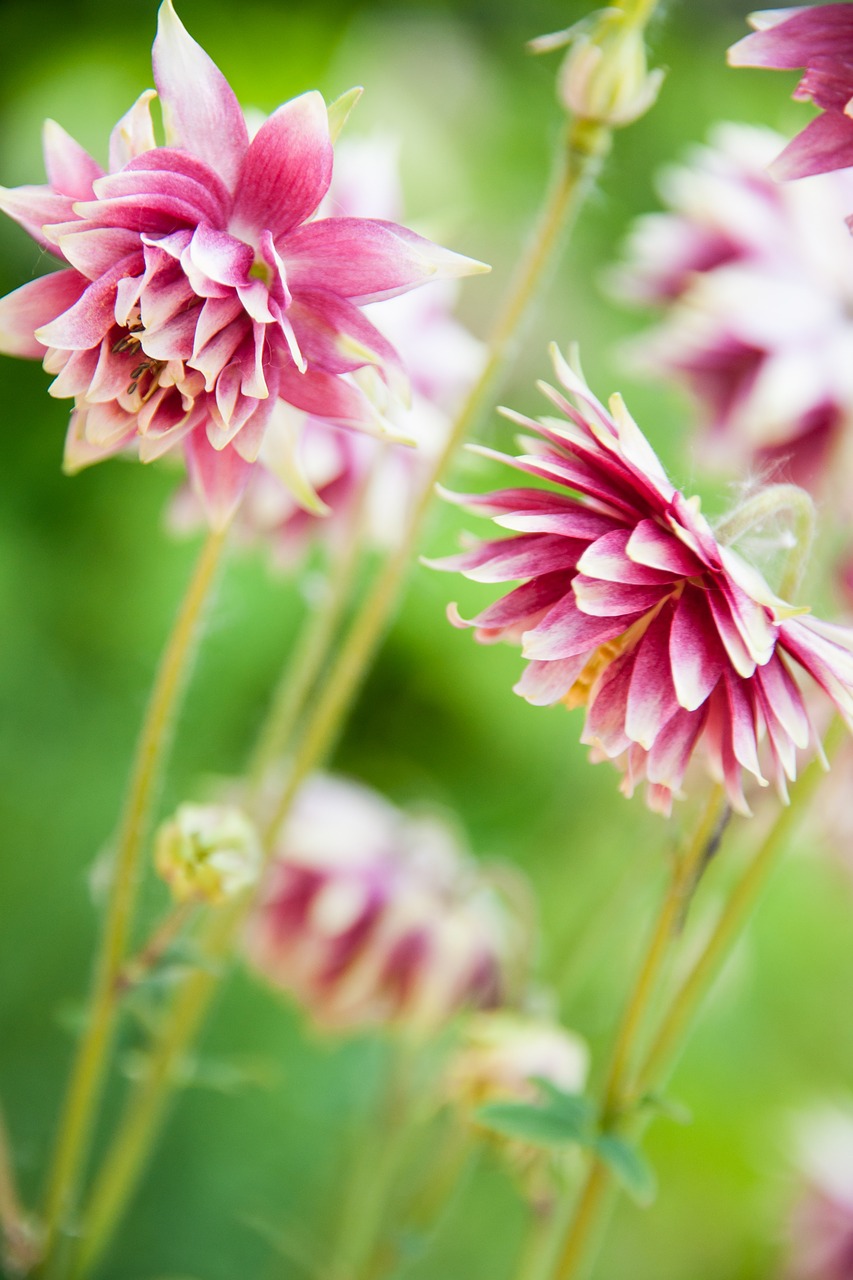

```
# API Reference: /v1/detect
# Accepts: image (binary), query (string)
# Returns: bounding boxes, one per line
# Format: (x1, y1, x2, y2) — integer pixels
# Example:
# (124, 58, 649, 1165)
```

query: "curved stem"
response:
(633, 719, 845, 1099)
(40, 527, 228, 1268)
(70, 117, 615, 1279)
(549, 785, 728, 1280)
(714, 484, 816, 601)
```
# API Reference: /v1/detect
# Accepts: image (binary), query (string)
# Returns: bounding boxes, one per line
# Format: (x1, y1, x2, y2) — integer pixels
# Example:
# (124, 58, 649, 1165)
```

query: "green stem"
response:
(39, 526, 228, 1270)
(713, 484, 815, 601)
(0, 1098, 40, 1275)
(114, 901, 197, 996)
(71, 116, 614, 1279)
(633, 719, 846, 1099)
(549, 785, 728, 1280)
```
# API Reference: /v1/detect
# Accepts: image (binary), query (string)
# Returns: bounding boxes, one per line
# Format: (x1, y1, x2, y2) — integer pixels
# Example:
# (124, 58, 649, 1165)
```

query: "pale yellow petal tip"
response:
(327, 86, 364, 143)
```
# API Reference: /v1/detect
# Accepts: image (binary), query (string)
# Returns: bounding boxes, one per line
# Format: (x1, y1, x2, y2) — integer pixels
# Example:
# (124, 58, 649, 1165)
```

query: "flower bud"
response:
(154, 803, 261, 905)
(532, 9, 664, 128)
(243, 774, 522, 1036)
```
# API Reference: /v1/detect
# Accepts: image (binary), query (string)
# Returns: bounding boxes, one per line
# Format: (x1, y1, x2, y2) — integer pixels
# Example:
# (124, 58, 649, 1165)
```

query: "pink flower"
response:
(612, 124, 853, 493)
(0, 3, 485, 527)
(783, 1109, 853, 1280)
(728, 5, 853, 181)
(171, 134, 484, 559)
(244, 774, 518, 1034)
(432, 347, 853, 816)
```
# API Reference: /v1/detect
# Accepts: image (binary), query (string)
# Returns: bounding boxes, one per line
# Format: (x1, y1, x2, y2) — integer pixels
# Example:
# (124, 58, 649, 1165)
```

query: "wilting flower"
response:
(171, 134, 484, 562)
(0, 2, 485, 526)
(432, 346, 853, 816)
(244, 774, 519, 1034)
(729, 5, 853, 182)
(155, 802, 261, 905)
(783, 1107, 853, 1280)
(611, 123, 853, 492)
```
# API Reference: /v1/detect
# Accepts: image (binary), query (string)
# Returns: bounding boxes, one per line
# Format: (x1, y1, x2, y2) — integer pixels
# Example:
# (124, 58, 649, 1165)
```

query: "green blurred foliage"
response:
(1, 2, 851, 1278)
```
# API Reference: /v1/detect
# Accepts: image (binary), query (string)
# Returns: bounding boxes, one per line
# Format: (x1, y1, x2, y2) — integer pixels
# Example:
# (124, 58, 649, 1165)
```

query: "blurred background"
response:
(2, 0, 853, 1277)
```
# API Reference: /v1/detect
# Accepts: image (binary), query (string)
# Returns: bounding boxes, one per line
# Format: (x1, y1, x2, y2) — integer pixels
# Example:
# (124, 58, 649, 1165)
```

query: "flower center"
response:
(249, 257, 273, 287)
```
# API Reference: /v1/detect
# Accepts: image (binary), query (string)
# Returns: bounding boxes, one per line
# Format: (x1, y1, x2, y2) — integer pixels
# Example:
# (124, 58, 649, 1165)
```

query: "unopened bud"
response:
(532, 9, 664, 128)
(155, 803, 261, 905)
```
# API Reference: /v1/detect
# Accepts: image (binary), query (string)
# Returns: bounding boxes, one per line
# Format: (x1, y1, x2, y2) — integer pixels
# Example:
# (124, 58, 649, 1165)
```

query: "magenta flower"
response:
(0, 2, 485, 526)
(432, 348, 853, 816)
(784, 1109, 853, 1280)
(728, 5, 853, 181)
(612, 124, 853, 493)
(244, 774, 518, 1034)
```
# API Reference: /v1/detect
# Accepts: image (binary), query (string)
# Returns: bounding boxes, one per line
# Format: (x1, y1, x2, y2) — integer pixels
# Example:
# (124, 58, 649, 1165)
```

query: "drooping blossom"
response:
(243, 774, 519, 1035)
(432, 346, 853, 816)
(447, 1010, 588, 1192)
(154, 802, 261, 905)
(728, 5, 853, 182)
(170, 134, 484, 562)
(0, 2, 485, 527)
(782, 1108, 853, 1280)
(611, 123, 853, 492)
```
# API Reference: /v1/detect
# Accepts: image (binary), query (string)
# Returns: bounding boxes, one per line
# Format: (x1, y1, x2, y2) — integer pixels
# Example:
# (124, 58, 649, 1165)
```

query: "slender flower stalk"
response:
(547, 784, 729, 1280)
(40, 524, 228, 1267)
(114, 901, 197, 995)
(73, 91, 637, 1277)
(0, 1100, 39, 1275)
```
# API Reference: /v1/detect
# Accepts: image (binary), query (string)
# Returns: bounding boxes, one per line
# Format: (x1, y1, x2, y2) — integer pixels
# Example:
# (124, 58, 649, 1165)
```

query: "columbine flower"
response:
(155, 802, 261, 905)
(611, 123, 853, 492)
(243, 774, 518, 1035)
(432, 346, 853, 816)
(728, 5, 853, 181)
(0, 2, 485, 527)
(170, 133, 484, 561)
(783, 1108, 853, 1280)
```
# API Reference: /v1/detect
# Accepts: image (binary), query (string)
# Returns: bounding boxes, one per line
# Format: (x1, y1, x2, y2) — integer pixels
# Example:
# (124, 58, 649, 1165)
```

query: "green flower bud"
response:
(154, 803, 261, 905)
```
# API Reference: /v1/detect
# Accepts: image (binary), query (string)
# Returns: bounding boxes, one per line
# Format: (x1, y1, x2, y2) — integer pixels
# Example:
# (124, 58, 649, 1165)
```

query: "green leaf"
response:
(636, 1091, 693, 1126)
(476, 1089, 595, 1149)
(326, 86, 363, 142)
(594, 1135, 657, 1206)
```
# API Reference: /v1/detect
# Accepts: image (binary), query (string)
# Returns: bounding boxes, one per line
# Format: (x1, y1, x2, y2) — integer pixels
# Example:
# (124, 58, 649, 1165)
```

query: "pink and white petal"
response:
(184, 426, 253, 529)
(0, 184, 77, 253)
(283, 218, 470, 305)
(153, 0, 248, 192)
(230, 92, 332, 244)
(241, 323, 270, 399)
(36, 253, 144, 350)
(572, 574, 664, 618)
(42, 120, 103, 198)
(771, 111, 853, 180)
(780, 616, 853, 726)
(626, 517, 704, 576)
(426, 533, 579, 584)
(277, 364, 384, 431)
(109, 89, 158, 171)
(721, 577, 777, 667)
(493, 505, 616, 540)
(47, 345, 99, 398)
(514, 655, 589, 706)
(52, 226, 141, 280)
(89, 165, 226, 229)
(287, 288, 404, 384)
(577, 527, 682, 585)
(722, 672, 766, 784)
(581, 652, 636, 757)
(669, 587, 726, 711)
(189, 315, 247, 390)
(139, 306, 198, 361)
(138, 267, 197, 334)
(63, 407, 135, 473)
(645, 705, 707, 794)
(522, 593, 633, 661)
(185, 223, 253, 288)
(463, 573, 571, 634)
(0, 270, 87, 357)
(81, 397, 141, 447)
(754, 653, 810, 749)
(626, 607, 681, 749)
(192, 295, 244, 355)
(230, 384, 279, 463)
(87, 338, 136, 403)
(728, 6, 853, 70)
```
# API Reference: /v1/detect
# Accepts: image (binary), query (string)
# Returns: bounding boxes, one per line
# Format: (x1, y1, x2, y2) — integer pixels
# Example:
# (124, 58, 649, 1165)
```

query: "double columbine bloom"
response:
(244, 775, 518, 1035)
(612, 123, 853, 493)
(435, 348, 853, 816)
(0, 1, 484, 526)
(729, 5, 853, 183)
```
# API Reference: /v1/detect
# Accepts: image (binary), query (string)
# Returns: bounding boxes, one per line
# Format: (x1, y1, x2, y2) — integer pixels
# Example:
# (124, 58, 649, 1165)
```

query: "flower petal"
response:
(109, 89, 158, 170)
(153, 0, 249, 192)
(42, 120, 103, 199)
(0, 271, 87, 357)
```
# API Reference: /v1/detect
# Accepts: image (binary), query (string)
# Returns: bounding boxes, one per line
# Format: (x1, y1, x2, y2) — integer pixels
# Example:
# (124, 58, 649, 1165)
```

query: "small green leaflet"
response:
(594, 1135, 657, 1206)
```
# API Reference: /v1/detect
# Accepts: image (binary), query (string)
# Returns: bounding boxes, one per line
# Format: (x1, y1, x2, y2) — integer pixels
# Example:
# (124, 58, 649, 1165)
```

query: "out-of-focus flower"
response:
(783, 1107, 853, 1280)
(611, 123, 853, 493)
(243, 774, 519, 1035)
(0, 2, 486, 527)
(447, 1010, 588, 1189)
(729, 5, 853, 181)
(155, 802, 261, 905)
(171, 133, 485, 564)
(432, 346, 853, 816)
(530, 8, 664, 128)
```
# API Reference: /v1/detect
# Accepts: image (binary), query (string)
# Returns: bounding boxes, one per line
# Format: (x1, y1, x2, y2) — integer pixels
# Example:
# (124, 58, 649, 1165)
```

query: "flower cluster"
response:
(612, 123, 853, 492)
(170, 133, 484, 562)
(0, 1, 484, 527)
(729, 5, 853, 183)
(434, 347, 853, 815)
(244, 774, 519, 1034)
